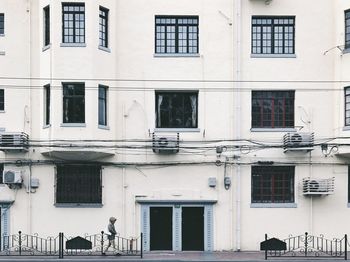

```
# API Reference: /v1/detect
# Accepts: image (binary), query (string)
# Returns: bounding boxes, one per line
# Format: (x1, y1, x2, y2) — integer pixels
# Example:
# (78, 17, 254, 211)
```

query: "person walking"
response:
(102, 216, 117, 255)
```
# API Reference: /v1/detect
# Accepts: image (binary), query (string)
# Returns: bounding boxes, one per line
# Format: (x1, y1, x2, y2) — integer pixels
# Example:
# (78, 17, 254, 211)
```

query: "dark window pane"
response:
(56, 165, 102, 204)
(0, 89, 4, 111)
(345, 87, 350, 126)
(99, 6, 109, 48)
(44, 6, 50, 46)
(0, 14, 4, 34)
(62, 3, 85, 43)
(0, 164, 3, 184)
(44, 85, 50, 125)
(98, 86, 107, 126)
(63, 83, 85, 123)
(156, 92, 198, 128)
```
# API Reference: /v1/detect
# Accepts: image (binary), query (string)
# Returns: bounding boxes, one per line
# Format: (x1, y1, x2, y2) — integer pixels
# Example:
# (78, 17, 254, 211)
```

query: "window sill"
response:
(43, 124, 51, 129)
(250, 203, 297, 208)
(42, 44, 51, 52)
(55, 203, 103, 208)
(154, 128, 200, 133)
(60, 43, 86, 47)
(250, 54, 296, 58)
(250, 128, 296, 132)
(342, 126, 350, 131)
(98, 125, 110, 130)
(60, 123, 86, 127)
(343, 48, 350, 55)
(98, 46, 111, 53)
(154, 53, 200, 58)
(0, 110, 5, 113)
(0, 34, 4, 37)
(0, 51, 5, 56)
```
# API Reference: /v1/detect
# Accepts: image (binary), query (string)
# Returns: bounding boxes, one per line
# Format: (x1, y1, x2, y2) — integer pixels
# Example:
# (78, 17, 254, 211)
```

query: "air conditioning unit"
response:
(302, 177, 334, 196)
(3, 170, 23, 184)
(152, 133, 179, 154)
(0, 132, 29, 151)
(283, 132, 314, 152)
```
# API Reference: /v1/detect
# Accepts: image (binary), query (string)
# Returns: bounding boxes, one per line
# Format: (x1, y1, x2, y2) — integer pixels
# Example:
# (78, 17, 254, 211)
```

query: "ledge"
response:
(136, 199, 217, 204)
(55, 203, 103, 208)
(0, 34, 4, 37)
(98, 125, 110, 130)
(342, 126, 350, 131)
(98, 46, 111, 53)
(154, 53, 200, 58)
(60, 123, 86, 127)
(0, 110, 5, 113)
(343, 48, 350, 55)
(60, 43, 86, 47)
(43, 124, 51, 129)
(250, 203, 297, 208)
(250, 54, 296, 58)
(154, 128, 200, 133)
(250, 128, 296, 132)
(42, 44, 51, 52)
(0, 51, 5, 56)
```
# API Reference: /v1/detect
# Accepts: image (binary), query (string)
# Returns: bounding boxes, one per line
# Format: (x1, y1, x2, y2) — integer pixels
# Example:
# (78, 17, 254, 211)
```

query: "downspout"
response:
(234, 0, 242, 252)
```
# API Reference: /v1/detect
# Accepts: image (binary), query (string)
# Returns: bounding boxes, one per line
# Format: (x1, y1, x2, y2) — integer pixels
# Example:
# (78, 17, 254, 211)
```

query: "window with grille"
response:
(155, 16, 199, 54)
(156, 91, 198, 128)
(252, 91, 294, 128)
(98, 85, 108, 126)
(43, 6, 50, 46)
(62, 3, 85, 43)
(346, 10, 350, 49)
(252, 166, 294, 203)
(0, 89, 4, 111)
(0, 14, 4, 35)
(63, 83, 85, 123)
(252, 16, 295, 55)
(99, 6, 109, 48)
(56, 165, 102, 204)
(345, 87, 350, 126)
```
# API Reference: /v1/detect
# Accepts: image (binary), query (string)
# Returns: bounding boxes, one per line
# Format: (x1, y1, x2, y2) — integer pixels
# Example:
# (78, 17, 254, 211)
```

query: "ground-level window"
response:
(63, 83, 85, 123)
(0, 89, 4, 111)
(251, 166, 295, 203)
(56, 165, 102, 204)
(252, 90, 294, 128)
(156, 91, 198, 128)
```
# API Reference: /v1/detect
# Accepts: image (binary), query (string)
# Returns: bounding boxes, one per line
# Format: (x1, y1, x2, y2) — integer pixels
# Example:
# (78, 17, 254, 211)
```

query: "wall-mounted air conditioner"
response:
(3, 170, 23, 185)
(283, 132, 314, 152)
(0, 132, 29, 151)
(302, 177, 334, 196)
(152, 133, 179, 154)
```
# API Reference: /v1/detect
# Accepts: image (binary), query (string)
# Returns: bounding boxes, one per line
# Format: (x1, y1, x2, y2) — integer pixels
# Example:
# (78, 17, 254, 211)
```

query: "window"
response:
(0, 14, 4, 35)
(99, 6, 109, 48)
(0, 164, 3, 184)
(56, 165, 102, 204)
(44, 85, 50, 125)
(156, 91, 198, 128)
(0, 89, 4, 111)
(63, 83, 85, 123)
(252, 91, 294, 128)
(155, 16, 199, 54)
(346, 10, 350, 49)
(43, 6, 50, 46)
(62, 3, 85, 43)
(345, 87, 350, 126)
(252, 166, 294, 203)
(252, 16, 295, 55)
(98, 85, 107, 126)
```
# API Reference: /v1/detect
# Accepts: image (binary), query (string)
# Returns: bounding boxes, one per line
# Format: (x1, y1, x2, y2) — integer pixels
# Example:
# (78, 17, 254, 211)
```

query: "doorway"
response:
(149, 207, 172, 250)
(182, 207, 204, 251)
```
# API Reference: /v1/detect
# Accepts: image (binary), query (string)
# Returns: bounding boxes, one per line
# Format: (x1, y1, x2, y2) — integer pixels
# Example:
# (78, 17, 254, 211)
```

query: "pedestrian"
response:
(102, 216, 117, 255)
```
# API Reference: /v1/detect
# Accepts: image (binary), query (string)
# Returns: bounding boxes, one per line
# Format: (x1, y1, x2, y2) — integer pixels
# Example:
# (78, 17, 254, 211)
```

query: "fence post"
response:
(101, 231, 104, 255)
(141, 233, 143, 259)
(304, 232, 308, 257)
(58, 232, 64, 259)
(345, 234, 348, 260)
(18, 231, 22, 256)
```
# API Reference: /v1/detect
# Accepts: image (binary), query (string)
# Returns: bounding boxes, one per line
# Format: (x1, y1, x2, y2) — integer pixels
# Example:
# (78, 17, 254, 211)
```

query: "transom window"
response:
(98, 85, 108, 126)
(0, 89, 4, 111)
(0, 14, 4, 35)
(346, 10, 350, 49)
(156, 91, 198, 128)
(99, 6, 109, 48)
(56, 165, 102, 204)
(345, 87, 350, 126)
(155, 16, 199, 54)
(62, 3, 85, 43)
(252, 166, 295, 203)
(252, 91, 294, 128)
(252, 16, 295, 54)
(63, 83, 85, 123)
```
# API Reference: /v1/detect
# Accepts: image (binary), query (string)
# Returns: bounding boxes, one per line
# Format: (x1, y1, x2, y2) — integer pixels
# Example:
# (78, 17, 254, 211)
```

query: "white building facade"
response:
(0, 0, 349, 252)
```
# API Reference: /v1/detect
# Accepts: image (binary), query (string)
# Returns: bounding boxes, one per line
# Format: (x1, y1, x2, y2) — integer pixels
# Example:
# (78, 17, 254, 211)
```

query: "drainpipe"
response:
(234, 0, 242, 252)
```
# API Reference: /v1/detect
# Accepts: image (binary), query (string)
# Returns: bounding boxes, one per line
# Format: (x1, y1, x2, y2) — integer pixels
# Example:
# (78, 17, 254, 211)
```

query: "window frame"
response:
(155, 15, 199, 54)
(251, 90, 295, 129)
(98, 85, 108, 126)
(43, 5, 50, 47)
(99, 6, 109, 49)
(62, 82, 85, 124)
(62, 3, 85, 44)
(44, 84, 50, 126)
(251, 166, 295, 204)
(0, 13, 4, 35)
(345, 87, 350, 126)
(55, 164, 102, 205)
(155, 91, 198, 129)
(0, 89, 4, 111)
(345, 10, 350, 50)
(251, 16, 295, 55)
